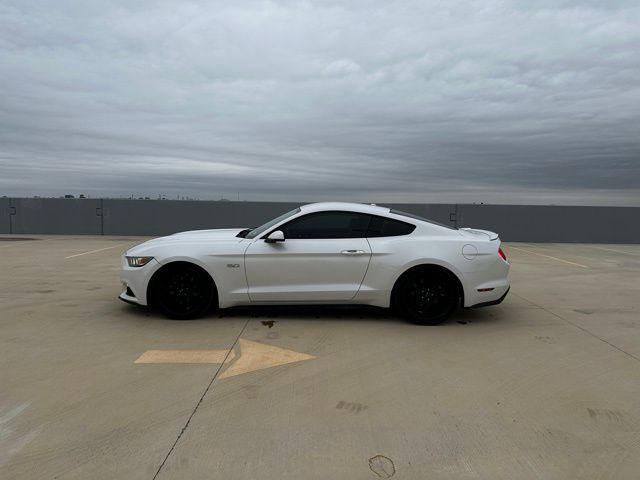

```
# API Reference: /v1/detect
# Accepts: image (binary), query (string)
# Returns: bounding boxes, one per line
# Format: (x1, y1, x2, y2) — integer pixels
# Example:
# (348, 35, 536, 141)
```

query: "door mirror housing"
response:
(265, 230, 285, 243)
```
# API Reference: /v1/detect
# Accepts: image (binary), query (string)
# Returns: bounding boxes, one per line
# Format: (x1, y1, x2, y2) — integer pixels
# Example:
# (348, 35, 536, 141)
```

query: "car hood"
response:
(170, 228, 247, 240)
(126, 228, 248, 256)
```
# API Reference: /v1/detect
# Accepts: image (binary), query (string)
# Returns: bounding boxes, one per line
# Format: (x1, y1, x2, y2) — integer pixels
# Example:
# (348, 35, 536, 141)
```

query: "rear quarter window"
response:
(389, 209, 456, 230)
(367, 216, 415, 237)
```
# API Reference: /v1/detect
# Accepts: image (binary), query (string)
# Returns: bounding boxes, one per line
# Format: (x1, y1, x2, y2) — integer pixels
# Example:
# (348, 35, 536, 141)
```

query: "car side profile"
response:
(119, 202, 510, 325)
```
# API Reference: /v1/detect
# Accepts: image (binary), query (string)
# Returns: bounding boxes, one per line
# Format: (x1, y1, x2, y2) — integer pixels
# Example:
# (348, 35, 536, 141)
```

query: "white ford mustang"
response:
(119, 202, 510, 324)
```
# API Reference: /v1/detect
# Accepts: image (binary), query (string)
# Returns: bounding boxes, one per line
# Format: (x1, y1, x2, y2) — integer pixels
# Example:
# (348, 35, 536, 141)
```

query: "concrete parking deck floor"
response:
(1, 236, 639, 480)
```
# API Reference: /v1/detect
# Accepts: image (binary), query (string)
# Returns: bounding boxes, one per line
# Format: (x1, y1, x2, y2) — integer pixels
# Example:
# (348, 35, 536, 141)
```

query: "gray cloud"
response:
(1, 0, 639, 205)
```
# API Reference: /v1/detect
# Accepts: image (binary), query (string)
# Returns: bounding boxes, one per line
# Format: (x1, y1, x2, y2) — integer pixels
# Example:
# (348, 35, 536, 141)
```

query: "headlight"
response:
(126, 256, 154, 267)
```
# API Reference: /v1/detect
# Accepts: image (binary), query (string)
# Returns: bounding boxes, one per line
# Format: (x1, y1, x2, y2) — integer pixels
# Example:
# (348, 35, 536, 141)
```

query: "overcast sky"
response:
(1, 0, 639, 205)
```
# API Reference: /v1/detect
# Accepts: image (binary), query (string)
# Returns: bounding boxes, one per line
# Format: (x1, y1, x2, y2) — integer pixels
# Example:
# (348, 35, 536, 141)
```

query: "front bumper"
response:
(119, 289, 142, 306)
(119, 256, 161, 306)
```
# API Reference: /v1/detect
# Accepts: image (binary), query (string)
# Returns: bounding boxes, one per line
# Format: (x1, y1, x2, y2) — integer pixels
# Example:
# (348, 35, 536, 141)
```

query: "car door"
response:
(244, 211, 372, 302)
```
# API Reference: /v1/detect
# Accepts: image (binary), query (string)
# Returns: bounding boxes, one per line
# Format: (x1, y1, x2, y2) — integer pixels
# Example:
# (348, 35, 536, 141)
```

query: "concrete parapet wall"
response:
(1, 198, 637, 243)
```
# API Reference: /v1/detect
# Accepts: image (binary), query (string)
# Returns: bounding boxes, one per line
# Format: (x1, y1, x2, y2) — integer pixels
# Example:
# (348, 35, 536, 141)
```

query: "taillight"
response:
(498, 247, 507, 261)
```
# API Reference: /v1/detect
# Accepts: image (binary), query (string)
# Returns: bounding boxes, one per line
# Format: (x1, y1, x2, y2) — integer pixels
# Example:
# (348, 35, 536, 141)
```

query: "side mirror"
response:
(265, 230, 285, 243)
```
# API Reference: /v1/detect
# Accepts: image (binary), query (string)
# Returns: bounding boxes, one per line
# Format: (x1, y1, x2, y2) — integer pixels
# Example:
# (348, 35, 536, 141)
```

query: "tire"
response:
(149, 263, 216, 320)
(393, 267, 460, 325)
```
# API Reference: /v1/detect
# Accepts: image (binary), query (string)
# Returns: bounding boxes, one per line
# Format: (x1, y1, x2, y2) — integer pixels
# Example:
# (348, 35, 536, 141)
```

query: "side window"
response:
(367, 216, 415, 237)
(278, 211, 372, 239)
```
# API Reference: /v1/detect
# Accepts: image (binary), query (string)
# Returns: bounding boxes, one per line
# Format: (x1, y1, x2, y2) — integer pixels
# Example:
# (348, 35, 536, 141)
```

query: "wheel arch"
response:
(390, 262, 465, 309)
(146, 260, 219, 308)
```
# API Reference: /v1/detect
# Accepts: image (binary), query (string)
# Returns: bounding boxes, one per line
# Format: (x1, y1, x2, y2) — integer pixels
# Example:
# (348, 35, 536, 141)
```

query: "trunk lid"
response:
(459, 227, 499, 241)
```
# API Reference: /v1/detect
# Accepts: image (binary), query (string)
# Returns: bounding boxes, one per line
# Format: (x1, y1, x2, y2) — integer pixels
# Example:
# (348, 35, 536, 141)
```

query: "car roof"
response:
(299, 202, 392, 215)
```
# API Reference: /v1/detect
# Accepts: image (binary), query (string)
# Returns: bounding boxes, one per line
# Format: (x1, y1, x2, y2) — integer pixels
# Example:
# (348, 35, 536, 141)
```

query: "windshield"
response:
(389, 209, 456, 230)
(244, 208, 301, 239)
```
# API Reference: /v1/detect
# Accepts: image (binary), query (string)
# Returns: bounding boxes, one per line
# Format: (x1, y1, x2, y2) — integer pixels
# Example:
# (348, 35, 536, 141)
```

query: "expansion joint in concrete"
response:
(512, 292, 640, 364)
(151, 318, 251, 480)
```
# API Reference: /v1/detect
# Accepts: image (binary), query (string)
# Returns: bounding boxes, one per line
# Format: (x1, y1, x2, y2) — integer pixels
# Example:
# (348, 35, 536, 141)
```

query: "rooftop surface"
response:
(1, 236, 639, 479)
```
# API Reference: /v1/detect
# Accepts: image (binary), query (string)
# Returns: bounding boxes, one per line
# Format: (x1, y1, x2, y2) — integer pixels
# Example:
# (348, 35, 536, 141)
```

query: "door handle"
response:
(340, 250, 366, 255)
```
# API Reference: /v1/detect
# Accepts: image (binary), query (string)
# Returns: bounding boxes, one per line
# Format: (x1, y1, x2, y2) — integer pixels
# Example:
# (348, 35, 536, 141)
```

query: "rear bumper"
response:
(462, 253, 510, 307)
(468, 286, 510, 308)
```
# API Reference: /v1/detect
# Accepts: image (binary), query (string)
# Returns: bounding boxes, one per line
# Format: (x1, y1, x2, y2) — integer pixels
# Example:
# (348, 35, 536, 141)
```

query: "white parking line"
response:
(0, 240, 43, 248)
(65, 244, 125, 259)
(585, 245, 636, 256)
(508, 245, 589, 268)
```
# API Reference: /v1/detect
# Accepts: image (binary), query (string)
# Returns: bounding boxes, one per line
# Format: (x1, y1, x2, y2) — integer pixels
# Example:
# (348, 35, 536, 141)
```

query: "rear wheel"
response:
(149, 263, 215, 319)
(393, 267, 460, 325)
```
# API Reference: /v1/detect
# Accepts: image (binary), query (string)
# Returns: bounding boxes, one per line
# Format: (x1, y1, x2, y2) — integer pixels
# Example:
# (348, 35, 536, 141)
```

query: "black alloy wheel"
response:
(395, 269, 459, 325)
(150, 263, 215, 319)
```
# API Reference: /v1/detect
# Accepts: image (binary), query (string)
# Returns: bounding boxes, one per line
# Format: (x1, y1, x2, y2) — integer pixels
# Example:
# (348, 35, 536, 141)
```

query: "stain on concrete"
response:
(587, 408, 624, 423)
(619, 320, 637, 328)
(574, 309, 594, 315)
(243, 385, 259, 399)
(336, 401, 368, 413)
(535, 335, 556, 344)
(457, 320, 468, 325)
(368, 455, 395, 478)
(261, 320, 276, 328)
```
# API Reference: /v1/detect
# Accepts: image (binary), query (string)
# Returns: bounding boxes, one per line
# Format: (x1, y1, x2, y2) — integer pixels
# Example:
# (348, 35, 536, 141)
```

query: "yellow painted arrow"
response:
(135, 349, 234, 364)
(135, 339, 314, 379)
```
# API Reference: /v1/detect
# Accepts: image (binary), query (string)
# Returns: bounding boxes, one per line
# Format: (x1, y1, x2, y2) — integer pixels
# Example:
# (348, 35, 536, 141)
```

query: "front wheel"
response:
(394, 268, 460, 325)
(149, 263, 216, 319)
